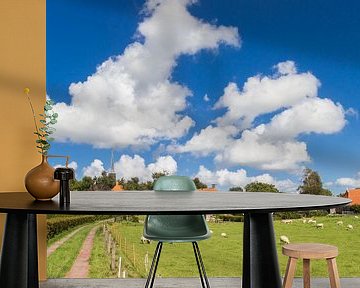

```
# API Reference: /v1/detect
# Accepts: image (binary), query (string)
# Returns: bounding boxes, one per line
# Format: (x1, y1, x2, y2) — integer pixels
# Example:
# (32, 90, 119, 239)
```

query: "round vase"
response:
(25, 155, 60, 201)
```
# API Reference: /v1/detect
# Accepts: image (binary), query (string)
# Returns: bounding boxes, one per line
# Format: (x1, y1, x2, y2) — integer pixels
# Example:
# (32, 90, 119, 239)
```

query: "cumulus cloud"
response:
(195, 165, 297, 192)
(214, 61, 319, 128)
(203, 94, 210, 102)
(54, 161, 78, 171)
(83, 159, 105, 178)
(168, 125, 237, 156)
(171, 61, 347, 171)
(53, 0, 240, 149)
(114, 154, 177, 181)
(335, 172, 360, 188)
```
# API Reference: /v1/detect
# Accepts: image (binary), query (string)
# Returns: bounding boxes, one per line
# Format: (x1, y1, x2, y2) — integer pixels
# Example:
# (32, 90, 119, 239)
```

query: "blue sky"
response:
(47, 0, 360, 193)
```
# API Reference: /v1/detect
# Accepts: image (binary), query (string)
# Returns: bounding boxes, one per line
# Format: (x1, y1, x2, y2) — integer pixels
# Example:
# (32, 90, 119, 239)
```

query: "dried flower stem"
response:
(25, 89, 44, 154)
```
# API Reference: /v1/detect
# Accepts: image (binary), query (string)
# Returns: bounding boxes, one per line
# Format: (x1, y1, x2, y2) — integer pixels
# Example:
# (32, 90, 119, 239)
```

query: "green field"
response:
(48, 214, 360, 278)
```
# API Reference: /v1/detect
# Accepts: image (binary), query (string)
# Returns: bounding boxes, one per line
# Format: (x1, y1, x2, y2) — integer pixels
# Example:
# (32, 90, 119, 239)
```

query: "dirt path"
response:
(65, 226, 99, 278)
(47, 226, 86, 257)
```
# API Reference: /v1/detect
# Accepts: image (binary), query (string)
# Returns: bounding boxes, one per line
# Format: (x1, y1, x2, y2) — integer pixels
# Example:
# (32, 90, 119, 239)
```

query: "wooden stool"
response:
(282, 243, 340, 288)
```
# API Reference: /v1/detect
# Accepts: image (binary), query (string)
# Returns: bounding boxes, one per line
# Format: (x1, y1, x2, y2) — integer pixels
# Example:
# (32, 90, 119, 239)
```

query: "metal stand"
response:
(145, 242, 163, 288)
(145, 241, 210, 288)
(193, 242, 210, 288)
(0, 213, 39, 288)
(242, 213, 282, 288)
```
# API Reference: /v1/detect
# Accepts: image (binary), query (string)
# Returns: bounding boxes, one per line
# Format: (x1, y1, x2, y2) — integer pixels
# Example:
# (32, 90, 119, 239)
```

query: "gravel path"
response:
(65, 226, 99, 278)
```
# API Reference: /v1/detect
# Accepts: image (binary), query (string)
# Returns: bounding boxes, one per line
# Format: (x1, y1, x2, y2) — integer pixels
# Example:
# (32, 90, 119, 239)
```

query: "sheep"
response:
(221, 232, 227, 238)
(281, 219, 293, 224)
(302, 219, 307, 224)
(280, 235, 290, 244)
(316, 223, 324, 229)
(336, 221, 343, 226)
(347, 224, 354, 230)
(355, 216, 359, 219)
(140, 236, 151, 244)
(210, 230, 214, 234)
(308, 219, 316, 224)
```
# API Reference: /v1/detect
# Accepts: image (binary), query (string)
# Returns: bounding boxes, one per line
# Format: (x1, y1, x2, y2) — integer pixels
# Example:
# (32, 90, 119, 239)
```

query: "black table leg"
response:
(242, 213, 282, 288)
(0, 213, 39, 288)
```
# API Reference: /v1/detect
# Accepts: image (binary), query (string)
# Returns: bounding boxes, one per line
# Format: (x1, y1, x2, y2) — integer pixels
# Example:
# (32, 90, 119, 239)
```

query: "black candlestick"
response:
(54, 168, 74, 206)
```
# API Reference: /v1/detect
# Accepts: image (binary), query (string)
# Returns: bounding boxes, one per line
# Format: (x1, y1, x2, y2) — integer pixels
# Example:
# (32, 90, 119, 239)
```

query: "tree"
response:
(229, 186, 243, 192)
(70, 176, 94, 191)
(193, 177, 207, 189)
(297, 168, 332, 196)
(244, 182, 279, 193)
(93, 171, 116, 191)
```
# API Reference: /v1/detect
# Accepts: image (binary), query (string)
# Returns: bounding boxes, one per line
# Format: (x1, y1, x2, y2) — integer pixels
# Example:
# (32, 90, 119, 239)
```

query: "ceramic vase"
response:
(25, 155, 60, 200)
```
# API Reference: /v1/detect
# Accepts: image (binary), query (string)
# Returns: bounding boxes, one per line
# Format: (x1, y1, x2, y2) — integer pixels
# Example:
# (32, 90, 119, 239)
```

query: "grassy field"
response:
(47, 214, 360, 278)
(104, 215, 360, 278)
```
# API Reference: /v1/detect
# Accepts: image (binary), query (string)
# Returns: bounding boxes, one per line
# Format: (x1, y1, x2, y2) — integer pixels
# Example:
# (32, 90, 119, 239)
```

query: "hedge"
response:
(47, 215, 110, 239)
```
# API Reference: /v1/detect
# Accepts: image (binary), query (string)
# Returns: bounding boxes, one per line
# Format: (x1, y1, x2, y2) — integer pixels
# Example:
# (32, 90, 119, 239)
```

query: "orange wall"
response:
(0, 0, 47, 280)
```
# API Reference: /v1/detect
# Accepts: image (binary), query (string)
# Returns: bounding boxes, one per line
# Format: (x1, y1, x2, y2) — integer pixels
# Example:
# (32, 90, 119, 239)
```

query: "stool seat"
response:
(282, 243, 341, 288)
(282, 243, 338, 259)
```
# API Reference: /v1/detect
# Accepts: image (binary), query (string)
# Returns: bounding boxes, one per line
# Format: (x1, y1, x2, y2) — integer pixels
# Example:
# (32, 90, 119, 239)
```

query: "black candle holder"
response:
(54, 167, 74, 207)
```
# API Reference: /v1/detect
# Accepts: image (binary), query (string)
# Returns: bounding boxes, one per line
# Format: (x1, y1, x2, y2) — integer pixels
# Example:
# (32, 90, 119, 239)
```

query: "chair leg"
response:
(303, 259, 311, 288)
(327, 258, 341, 288)
(193, 242, 210, 288)
(282, 257, 297, 288)
(145, 242, 163, 288)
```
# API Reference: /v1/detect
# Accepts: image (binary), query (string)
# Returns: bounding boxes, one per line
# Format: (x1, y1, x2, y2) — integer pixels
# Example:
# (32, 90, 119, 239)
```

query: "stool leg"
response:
(283, 257, 297, 288)
(303, 259, 311, 288)
(327, 258, 341, 288)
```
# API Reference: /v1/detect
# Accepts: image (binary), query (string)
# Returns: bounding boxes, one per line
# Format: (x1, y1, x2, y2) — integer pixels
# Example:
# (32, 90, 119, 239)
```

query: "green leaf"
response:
(44, 105, 52, 111)
(53, 113, 58, 118)
(46, 137, 55, 142)
(50, 119, 57, 124)
(39, 119, 46, 124)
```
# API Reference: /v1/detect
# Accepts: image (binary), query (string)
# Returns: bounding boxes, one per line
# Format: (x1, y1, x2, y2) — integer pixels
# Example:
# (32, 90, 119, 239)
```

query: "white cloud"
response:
(54, 160, 78, 171)
(53, 0, 240, 149)
(168, 125, 237, 156)
(195, 165, 297, 192)
(214, 61, 320, 128)
(274, 60, 297, 75)
(171, 61, 347, 171)
(83, 159, 105, 178)
(203, 94, 210, 102)
(148, 155, 177, 175)
(335, 172, 360, 188)
(114, 154, 178, 181)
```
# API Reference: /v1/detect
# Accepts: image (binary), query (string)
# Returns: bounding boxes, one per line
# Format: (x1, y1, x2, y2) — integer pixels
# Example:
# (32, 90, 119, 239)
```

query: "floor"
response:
(40, 277, 360, 288)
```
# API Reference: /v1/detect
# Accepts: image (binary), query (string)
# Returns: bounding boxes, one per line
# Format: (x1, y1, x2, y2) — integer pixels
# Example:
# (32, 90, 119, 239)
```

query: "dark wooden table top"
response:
(0, 191, 351, 215)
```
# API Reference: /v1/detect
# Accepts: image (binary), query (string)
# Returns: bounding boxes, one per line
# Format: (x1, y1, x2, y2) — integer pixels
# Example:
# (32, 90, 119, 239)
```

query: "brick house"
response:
(344, 188, 360, 205)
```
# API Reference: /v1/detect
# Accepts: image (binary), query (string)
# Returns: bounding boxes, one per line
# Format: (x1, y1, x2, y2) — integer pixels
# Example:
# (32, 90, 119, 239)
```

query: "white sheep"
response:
(355, 216, 359, 219)
(302, 219, 307, 224)
(308, 219, 317, 224)
(347, 224, 354, 230)
(210, 230, 214, 234)
(281, 219, 293, 224)
(316, 223, 324, 229)
(140, 236, 151, 244)
(280, 235, 290, 244)
(221, 232, 227, 238)
(336, 221, 343, 226)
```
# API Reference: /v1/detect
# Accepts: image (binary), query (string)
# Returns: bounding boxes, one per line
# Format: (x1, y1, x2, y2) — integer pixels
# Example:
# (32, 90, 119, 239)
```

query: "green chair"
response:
(144, 176, 211, 288)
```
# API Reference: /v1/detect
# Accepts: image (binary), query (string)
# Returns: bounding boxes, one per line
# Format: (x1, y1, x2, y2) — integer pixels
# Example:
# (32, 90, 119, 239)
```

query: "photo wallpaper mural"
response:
(47, 0, 360, 193)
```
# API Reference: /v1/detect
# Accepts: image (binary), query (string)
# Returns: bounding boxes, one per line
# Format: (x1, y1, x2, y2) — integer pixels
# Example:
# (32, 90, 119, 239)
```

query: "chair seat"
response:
(144, 214, 211, 242)
(282, 243, 338, 259)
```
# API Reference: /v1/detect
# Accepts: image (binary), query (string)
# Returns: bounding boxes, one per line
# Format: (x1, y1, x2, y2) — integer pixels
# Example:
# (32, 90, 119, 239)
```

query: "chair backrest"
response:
(154, 175, 196, 192)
